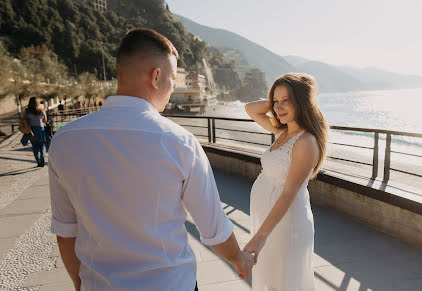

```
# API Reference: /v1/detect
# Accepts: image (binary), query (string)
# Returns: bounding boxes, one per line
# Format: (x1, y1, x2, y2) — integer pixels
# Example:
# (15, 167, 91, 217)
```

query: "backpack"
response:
(18, 114, 33, 136)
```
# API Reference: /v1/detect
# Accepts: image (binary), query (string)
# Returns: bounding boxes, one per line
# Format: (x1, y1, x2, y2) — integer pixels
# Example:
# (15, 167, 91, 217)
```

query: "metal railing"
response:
(165, 115, 422, 183)
(1, 107, 102, 137)
(329, 126, 422, 182)
(43, 109, 422, 183)
(46, 107, 101, 131)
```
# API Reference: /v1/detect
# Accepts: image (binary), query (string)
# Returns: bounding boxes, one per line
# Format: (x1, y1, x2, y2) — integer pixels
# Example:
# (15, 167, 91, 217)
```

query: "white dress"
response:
(250, 131, 315, 291)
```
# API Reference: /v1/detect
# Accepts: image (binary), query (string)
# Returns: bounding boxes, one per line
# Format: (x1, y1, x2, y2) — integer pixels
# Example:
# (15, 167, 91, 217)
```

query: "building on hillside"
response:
(166, 69, 212, 113)
(91, 0, 107, 11)
(175, 68, 188, 88)
(186, 74, 207, 93)
(238, 68, 268, 101)
(214, 68, 242, 91)
(247, 68, 266, 84)
(72, 0, 115, 12)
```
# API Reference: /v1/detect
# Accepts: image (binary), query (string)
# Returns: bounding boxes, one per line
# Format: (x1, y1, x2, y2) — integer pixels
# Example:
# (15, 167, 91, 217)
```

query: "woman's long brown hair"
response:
(26, 97, 43, 115)
(268, 73, 328, 178)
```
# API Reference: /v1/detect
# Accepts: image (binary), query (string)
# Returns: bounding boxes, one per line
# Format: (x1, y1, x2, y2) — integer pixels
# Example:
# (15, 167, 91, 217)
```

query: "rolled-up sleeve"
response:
(182, 140, 233, 246)
(49, 150, 78, 238)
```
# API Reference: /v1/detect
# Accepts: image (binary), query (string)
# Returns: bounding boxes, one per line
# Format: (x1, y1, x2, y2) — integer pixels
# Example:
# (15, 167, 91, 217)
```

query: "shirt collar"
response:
(102, 95, 159, 115)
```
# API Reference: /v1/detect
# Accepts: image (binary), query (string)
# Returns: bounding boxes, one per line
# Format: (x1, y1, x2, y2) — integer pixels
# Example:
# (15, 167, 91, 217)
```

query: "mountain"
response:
(176, 15, 422, 92)
(337, 66, 422, 90)
(282, 55, 309, 67)
(285, 56, 422, 91)
(175, 14, 294, 85)
(283, 57, 364, 92)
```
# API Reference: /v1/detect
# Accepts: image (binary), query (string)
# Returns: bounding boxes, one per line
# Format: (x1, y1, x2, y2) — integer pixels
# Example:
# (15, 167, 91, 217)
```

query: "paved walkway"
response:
(1, 133, 422, 290)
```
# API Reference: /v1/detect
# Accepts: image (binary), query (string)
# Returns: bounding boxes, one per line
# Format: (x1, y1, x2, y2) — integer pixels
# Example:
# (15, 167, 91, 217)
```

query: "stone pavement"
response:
(1, 133, 422, 290)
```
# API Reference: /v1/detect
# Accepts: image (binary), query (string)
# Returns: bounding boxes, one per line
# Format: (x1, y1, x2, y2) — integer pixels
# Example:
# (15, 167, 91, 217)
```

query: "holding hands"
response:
(233, 251, 255, 279)
(243, 234, 267, 264)
(210, 233, 255, 279)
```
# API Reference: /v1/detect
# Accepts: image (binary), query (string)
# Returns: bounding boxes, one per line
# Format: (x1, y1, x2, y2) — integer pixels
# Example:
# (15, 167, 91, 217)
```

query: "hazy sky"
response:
(167, 0, 422, 76)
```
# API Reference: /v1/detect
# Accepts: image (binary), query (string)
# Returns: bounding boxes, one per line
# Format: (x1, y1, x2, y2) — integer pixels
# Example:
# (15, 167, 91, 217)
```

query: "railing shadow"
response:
(0, 166, 40, 177)
(11, 147, 33, 152)
(184, 170, 253, 287)
(0, 156, 37, 164)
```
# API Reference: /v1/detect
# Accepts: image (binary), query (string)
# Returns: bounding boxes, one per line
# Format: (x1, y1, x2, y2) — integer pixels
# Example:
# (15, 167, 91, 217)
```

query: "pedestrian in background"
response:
(25, 97, 47, 167)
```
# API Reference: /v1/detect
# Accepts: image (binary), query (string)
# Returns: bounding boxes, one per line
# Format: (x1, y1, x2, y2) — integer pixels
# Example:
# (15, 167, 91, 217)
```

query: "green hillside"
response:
(0, 0, 229, 79)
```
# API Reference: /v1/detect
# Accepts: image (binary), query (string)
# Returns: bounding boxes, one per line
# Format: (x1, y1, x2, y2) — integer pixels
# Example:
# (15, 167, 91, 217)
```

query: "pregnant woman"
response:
(244, 73, 328, 291)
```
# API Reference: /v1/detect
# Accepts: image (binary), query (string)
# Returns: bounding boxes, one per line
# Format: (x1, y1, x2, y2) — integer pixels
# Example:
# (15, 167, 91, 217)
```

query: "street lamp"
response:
(100, 42, 106, 82)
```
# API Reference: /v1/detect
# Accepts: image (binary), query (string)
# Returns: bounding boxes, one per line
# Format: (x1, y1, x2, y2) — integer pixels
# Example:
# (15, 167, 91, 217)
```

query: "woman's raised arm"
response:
(245, 100, 279, 134)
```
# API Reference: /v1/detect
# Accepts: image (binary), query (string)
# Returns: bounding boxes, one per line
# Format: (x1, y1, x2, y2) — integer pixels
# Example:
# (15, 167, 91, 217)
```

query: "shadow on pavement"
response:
(0, 166, 40, 177)
(11, 147, 33, 152)
(188, 169, 422, 291)
(0, 156, 36, 164)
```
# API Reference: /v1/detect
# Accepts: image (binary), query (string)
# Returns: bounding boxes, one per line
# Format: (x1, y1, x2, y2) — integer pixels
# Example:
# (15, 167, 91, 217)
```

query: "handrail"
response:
(166, 115, 422, 182)
(167, 115, 422, 137)
(45, 110, 422, 182)
(330, 125, 422, 138)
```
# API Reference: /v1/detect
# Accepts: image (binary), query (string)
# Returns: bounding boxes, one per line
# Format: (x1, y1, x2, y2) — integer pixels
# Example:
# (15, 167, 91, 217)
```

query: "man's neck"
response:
(116, 89, 158, 110)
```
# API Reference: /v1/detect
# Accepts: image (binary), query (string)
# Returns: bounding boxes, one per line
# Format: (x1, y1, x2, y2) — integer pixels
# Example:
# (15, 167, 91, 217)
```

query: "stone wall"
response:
(0, 96, 18, 115)
(308, 178, 422, 248)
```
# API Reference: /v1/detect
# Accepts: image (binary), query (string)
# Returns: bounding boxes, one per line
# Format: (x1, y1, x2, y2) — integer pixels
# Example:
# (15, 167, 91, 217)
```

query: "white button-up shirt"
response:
(49, 96, 233, 291)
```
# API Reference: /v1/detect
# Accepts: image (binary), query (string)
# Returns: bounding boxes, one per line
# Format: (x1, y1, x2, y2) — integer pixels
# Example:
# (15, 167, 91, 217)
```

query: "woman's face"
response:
(273, 85, 296, 124)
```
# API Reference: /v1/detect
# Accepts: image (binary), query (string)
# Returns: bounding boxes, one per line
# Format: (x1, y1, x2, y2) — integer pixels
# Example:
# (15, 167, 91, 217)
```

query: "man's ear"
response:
(151, 67, 161, 90)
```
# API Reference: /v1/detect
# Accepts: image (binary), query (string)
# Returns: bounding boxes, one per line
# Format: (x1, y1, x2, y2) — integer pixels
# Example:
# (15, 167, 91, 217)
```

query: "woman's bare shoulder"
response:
(294, 132, 319, 155)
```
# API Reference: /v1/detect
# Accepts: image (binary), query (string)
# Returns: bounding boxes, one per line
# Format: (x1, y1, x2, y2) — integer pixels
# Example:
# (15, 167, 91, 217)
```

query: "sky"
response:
(166, 0, 422, 76)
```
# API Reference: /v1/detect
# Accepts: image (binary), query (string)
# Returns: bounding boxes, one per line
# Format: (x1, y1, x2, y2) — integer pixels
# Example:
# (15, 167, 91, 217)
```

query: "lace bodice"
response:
(260, 131, 305, 184)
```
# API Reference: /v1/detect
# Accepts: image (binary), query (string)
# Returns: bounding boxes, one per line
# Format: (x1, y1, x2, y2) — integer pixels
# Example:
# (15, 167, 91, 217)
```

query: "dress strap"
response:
(275, 130, 285, 139)
(288, 131, 305, 149)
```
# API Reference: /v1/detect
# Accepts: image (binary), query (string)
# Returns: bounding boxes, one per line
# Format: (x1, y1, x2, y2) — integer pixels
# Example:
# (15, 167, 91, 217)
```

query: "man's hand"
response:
(233, 251, 254, 279)
(210, 233, 254, 279)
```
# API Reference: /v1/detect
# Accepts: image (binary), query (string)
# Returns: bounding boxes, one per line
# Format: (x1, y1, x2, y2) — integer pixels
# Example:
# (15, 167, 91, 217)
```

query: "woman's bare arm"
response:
(245, 100, 279, 134)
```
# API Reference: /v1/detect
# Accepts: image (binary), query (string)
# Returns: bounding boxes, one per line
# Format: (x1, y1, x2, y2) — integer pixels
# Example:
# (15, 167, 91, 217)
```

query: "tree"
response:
(0, 41, 14, 99)
(0, 0, 237, 97)
(78, 72, 102, 106)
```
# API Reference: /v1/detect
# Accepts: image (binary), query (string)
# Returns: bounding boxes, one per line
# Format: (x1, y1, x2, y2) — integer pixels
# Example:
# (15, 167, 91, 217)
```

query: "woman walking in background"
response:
(25, 97, 47, 167)
(244, 73, 328, 290)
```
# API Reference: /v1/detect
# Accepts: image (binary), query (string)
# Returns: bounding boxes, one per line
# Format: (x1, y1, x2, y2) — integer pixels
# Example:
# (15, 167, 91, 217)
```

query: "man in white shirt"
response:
(49, 28, 254, 291)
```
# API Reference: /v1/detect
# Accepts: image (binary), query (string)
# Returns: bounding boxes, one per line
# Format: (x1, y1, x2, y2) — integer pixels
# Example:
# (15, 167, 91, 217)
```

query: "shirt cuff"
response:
(51, 217, 78, 237)
(200, 216, 234, 246)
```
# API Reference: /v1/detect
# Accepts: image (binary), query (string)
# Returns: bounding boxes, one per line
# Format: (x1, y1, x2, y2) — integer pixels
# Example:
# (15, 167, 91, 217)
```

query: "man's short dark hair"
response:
(117, 28, 179, 66)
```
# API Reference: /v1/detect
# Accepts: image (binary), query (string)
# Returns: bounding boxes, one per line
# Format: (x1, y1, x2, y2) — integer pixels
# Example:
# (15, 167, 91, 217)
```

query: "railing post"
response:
(11, 124, 15, 133)
(383, 133, 391, 182)
(372, 132, 379, 179)
(50, 118, 55, 135)
(207, 118, 211, 143)
(271, 133, 275, 144)
(212, 118, 216, 143)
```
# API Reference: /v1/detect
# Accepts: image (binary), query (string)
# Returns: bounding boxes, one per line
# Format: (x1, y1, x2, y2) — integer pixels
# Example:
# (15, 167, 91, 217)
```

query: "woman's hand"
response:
(243, 234, 267, 264)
